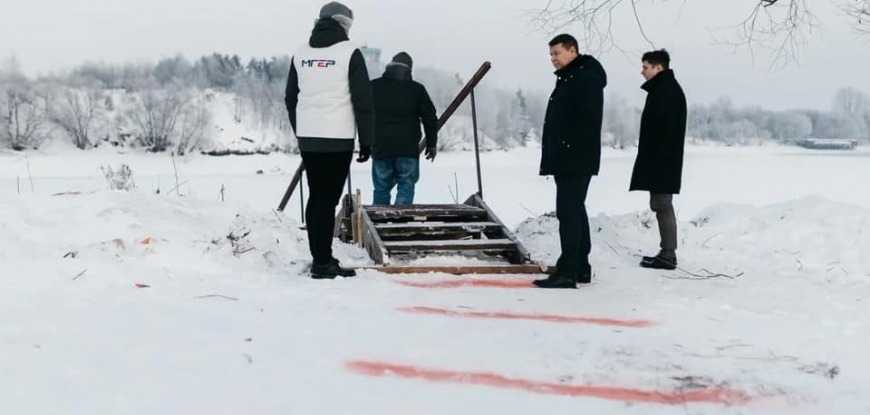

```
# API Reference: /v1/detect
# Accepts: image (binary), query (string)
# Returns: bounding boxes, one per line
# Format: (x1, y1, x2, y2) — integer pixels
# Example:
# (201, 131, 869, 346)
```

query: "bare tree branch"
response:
(530, 0, 632, 55)
(845, 0, 870, 34)
(1, 78, 50, 150)
(726, 0, 818, 68)
(630, 0, 656, 49)
(49, 87, 102, 149)
(125, 83, 206, 152)
(530, 0, 860, 66)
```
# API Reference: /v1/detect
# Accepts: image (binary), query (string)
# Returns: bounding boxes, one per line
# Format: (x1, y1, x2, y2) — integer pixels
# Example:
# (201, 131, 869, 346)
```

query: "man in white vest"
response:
(285, 1, 374, 279)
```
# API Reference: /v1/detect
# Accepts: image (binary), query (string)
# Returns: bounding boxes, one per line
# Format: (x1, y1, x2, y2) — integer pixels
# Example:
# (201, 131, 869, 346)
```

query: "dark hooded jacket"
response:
(540, 54, 607, 177)
(370, 64, 438, 158)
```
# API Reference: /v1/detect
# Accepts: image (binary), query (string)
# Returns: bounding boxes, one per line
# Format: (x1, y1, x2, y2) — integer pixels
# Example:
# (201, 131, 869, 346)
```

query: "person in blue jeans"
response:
(370, 52, 438, 205)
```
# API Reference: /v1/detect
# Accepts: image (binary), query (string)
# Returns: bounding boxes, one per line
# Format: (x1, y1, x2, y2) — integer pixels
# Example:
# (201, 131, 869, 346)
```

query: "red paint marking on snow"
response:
(345, 360, 751, 406)
(398, 306, 654, 328)
(396, 278, 535, 289)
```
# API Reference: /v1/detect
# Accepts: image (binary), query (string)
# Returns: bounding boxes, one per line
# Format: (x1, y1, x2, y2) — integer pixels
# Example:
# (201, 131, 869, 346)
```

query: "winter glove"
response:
(356, 145, 371, 163)
(424, 145, 437, 161)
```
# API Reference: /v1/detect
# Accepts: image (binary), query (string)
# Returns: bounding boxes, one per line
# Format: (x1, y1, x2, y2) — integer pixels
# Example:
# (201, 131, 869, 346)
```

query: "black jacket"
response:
(370, 64, 438, 159)
(284, 18, 374, 153)
(540, 55, 607, 177)
(629, 69, 687, 194)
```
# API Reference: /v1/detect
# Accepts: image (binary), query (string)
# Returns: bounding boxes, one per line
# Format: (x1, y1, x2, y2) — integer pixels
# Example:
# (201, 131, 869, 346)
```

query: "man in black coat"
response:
(629, 49, 687, 270)
(534, 34, 607, 289)
(370, 52, 438, 205)
(284, 1, 374, 279)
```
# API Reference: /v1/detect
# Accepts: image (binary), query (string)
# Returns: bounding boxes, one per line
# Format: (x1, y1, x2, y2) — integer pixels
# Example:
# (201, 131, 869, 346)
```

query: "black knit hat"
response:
(319, 2, 354, 33)
(390, 52, 413, 70)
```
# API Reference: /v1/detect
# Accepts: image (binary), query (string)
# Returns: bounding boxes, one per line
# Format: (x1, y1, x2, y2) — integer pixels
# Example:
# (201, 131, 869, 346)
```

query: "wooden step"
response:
(359, 264, 548, 275)
(383, 239, 517, 253)
(367, 204, 480, 211)
(365, 204, 487, 222)
(376, 222, 503, 241)
(375, 221, 499, 230)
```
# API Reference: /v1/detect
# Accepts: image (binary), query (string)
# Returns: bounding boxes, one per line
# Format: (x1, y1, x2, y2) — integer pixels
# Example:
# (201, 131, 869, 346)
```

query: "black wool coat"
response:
(629, 69, 687, 194)
(539, 55, 607, 177)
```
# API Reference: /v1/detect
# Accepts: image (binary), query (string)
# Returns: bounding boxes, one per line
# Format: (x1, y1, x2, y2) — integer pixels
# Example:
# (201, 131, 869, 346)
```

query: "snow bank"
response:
(516, 196, 870, 284)
(0, 191, 371, 284)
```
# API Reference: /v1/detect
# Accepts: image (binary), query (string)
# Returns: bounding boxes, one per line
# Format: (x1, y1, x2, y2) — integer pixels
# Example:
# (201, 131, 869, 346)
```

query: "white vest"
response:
(292, 41, 358, 139)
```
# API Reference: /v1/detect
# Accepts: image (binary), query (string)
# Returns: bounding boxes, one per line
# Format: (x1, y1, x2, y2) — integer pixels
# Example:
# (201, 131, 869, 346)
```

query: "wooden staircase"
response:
(339, 194, 545, 275)
(282, 62, 545, 275)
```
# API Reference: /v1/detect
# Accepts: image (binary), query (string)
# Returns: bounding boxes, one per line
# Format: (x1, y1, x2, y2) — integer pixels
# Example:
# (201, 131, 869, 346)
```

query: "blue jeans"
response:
(372, 157, 420, 205)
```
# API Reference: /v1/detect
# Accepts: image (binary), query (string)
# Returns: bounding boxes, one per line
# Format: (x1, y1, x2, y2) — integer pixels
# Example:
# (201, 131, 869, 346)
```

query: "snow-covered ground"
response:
(3, 142, 868, 229)
(1, 144, 869, 414)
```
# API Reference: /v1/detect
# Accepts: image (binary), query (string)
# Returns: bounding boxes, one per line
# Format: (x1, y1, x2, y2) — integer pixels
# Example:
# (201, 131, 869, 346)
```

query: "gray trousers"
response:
(650, 193, 677, 258)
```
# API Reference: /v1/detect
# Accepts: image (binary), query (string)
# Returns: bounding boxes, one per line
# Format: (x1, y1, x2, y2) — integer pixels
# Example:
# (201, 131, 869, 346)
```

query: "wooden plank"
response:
(379, 230, 476, 241)
(366, 207, 487, 222)
(360, 206, 389, 265)
(358, 264, 547, 275)
(366, 204, 479, 211)
(366, 207, 484, 216)
(365, 205, 484, 214)
(354, 189, 363, 247)
(350, 196, 360, 244)
(277, 162, 305, 212)
(465, 194, 533, 264)
(333, 193, 353, 240)
(377, 222, 501, 241)
(384, 239, 517, 252)
(375, 222, 498, 230)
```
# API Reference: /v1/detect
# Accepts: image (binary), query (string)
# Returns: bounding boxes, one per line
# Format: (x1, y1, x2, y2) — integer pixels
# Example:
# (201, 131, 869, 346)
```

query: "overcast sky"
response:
(2, 0, 868, 110)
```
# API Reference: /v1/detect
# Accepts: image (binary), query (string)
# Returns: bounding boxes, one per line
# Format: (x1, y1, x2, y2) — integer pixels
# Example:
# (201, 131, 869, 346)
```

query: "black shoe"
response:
(547, 266, 592, 284)
(329, 258, 357, 278)
(640, 255, 677, 270)
(533, 273, 577, 289)
(311, 260, 357, 279)
(310, 262, 338, 279)
(577, 270, 592, 284)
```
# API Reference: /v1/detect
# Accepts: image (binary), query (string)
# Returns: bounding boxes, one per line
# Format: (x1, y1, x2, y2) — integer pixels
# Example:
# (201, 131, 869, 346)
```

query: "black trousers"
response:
(554, 174, 593, 275)
(650, 193, 677, 258)
(301, 151, 353, 265)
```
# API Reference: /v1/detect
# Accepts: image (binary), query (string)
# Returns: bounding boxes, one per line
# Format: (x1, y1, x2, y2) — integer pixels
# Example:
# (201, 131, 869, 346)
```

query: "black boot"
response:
(329, 258, 357, 277)
(640, 255, 677, 270)
(310, 259, 357, 279)
(577, 269, 592, 284)
(310, 262, 337, 279)
(545, 265, 592, 284)
(533, 272, 577, 289)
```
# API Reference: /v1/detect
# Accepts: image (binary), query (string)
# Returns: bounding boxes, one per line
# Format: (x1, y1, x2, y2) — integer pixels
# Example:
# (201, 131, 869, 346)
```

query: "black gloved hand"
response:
(356, 145, 371, 163)
(424, 145, 437, 161)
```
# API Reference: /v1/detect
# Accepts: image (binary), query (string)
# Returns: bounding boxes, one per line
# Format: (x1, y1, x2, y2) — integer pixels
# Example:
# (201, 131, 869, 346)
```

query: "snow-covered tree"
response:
(49, 87, 103, 149)
(154, 55, 194, 86)
(124, 83, 210, 152)
(0, 59, 50, 150)
(766, 111, 812, 141)
(603, 93, 640, 148)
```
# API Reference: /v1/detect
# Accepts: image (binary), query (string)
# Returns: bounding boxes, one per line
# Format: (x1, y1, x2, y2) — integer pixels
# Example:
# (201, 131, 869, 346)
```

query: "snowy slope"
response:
(197, 91, 296, 154)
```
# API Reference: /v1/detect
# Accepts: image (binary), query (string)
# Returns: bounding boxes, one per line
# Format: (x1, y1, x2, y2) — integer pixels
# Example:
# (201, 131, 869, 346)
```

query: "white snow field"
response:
(1, 144, 869, 414)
